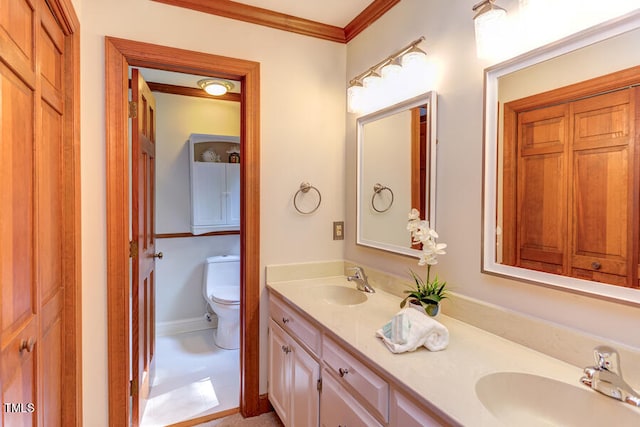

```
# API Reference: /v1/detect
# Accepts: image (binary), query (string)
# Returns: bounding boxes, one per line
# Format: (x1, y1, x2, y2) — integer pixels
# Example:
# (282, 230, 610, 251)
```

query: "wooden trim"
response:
(344, 0, 401, 42)
(505, 64, 640, 112)
(151, 0, 345, 43)
(150, 0, 400, 43)
(156, 231, 240, 238)
(166, 407, 240, 427)
(106, 37, 261, 425)
(258, 393, 273, 414)
(147, 81, 242, 102)
(46, 0, 83, 424)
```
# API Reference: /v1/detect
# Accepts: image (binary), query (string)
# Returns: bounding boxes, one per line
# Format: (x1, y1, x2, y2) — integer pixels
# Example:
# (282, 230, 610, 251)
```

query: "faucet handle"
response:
(594, 345, 622, 375)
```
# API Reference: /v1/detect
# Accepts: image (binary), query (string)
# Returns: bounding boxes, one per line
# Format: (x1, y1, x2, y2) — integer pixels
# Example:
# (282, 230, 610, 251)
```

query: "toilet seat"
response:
(211, 286, 240, 305)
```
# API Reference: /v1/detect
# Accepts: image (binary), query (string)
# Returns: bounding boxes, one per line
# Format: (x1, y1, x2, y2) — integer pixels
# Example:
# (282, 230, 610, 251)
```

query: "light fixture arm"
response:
(350, 36, 426, 83)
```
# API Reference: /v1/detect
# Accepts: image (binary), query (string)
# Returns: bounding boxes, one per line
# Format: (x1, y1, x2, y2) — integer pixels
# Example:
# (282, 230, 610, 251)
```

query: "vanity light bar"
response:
(348, 36, 427, 87)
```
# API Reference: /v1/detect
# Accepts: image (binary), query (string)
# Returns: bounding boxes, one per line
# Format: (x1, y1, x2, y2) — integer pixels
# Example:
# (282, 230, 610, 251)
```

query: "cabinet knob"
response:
(282, 317, 290, 324)
(153, 252, 164, 259)
(591, 261, 601, 270)
(338, 368, 349, 377)
(19, 338, 35, 354)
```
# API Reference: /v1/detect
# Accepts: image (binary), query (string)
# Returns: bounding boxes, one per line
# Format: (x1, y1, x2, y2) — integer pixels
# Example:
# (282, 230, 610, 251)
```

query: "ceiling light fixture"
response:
(197, 79, 235, 96)
(347, 37, 428, 114)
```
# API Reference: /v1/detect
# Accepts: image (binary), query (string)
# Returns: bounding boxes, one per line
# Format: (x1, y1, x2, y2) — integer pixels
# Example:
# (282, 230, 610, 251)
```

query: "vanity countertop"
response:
(266, 275, 640, 426)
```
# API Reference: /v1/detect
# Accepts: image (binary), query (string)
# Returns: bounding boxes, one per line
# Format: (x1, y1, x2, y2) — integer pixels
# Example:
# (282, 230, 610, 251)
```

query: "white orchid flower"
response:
(408, 208, 420, 220)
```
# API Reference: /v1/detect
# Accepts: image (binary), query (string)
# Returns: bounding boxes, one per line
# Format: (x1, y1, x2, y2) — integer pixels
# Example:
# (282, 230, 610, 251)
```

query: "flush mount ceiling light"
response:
(472, 0, 508, 59)
(347, 37, 429, 114)
(197, 79, 235, 96)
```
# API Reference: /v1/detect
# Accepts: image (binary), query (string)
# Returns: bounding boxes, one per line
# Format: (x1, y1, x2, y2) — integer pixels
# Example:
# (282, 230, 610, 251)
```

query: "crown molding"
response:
(151, 0, 400, 43)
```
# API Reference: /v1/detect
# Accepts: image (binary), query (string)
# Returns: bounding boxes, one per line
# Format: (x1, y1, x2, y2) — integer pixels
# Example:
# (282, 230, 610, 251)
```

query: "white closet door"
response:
(192, 162, 226, 227)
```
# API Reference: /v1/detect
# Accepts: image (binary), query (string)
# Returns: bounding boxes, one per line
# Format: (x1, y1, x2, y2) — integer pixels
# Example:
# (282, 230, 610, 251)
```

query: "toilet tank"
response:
(204, 255, 240, 292)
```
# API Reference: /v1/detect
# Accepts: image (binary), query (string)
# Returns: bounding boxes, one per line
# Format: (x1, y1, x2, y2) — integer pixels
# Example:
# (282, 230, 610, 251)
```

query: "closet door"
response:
(570, 89, 636, 286)
(1, 0, 66, 424)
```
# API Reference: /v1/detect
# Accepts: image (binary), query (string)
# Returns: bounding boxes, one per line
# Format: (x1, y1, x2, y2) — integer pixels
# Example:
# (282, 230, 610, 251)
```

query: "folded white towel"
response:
(376, 307, 449, 353)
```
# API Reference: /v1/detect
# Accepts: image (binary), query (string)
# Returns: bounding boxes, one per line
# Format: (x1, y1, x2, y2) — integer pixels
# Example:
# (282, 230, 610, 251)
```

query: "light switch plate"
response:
(333, 221, 344, 240)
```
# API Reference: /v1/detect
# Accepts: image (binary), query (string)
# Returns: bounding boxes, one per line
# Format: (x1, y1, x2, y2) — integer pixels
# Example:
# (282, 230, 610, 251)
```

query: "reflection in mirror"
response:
(357, 92, 437, 257)
(482, 12, 640, 304)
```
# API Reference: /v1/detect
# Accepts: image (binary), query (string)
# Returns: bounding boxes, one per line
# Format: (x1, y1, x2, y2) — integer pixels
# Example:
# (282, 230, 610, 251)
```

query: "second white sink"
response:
(475, 371, 640, 426)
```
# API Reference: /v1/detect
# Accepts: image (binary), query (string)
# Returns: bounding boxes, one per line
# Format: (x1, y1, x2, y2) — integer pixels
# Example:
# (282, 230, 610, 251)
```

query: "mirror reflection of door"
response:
(501, 67, 640, 289)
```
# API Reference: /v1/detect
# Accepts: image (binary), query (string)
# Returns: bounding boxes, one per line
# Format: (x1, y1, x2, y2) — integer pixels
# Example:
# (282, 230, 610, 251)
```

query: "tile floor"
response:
(141, 329, 240, 427)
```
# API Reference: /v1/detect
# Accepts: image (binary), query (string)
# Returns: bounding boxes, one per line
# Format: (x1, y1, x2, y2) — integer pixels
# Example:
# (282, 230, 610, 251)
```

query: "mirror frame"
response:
(481, 11, 640, 305)
(357, 91, 437, 258)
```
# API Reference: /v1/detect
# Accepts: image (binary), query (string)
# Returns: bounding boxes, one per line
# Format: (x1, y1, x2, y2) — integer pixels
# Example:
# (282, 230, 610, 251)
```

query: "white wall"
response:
(345, 0, 639, 353)
(80, 1, 346, 424)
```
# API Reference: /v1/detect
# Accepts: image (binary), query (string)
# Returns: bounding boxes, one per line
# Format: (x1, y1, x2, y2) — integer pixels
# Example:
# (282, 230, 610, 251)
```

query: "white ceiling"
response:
(231, 0, 374, 27)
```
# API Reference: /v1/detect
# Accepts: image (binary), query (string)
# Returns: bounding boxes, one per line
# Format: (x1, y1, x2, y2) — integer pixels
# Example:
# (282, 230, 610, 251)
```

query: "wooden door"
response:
(515, 104, 569, 274)
(569, 89, 636, 286)
(131, 68, 157, 426)
(1, 0, 70, 424)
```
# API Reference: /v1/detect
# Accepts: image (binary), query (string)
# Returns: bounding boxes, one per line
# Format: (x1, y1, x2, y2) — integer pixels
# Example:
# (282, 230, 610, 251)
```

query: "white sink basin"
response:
(311, 285, 368, 306)
(476, 372, 640, 426)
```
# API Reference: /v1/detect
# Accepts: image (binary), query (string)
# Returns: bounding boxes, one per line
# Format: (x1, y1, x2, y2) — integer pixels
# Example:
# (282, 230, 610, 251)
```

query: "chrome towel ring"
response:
(371, 183, 394, 213)
(294, 182, 322, 214)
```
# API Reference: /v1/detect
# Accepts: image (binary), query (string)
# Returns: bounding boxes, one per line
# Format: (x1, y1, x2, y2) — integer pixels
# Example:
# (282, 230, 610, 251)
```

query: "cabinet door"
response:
(268, 320, 291, 426)
(320, 371, 383, 427)
(192, 162, 226, 227)
(291, 339, 319, 427)
(226, 163, 241, 225)
(390, 389, 443, 427)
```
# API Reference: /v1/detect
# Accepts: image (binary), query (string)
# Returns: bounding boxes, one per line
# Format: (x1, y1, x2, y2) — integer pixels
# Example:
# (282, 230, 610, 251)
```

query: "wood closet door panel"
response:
(1, 0, 66, 423)
(516, 106, 568, 273)
(570, 89, 634, 284)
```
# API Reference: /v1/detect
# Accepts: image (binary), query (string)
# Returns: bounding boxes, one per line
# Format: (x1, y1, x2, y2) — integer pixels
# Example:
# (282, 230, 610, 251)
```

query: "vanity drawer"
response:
(322, 336, 389, 422)
(269, 296, 321, 356)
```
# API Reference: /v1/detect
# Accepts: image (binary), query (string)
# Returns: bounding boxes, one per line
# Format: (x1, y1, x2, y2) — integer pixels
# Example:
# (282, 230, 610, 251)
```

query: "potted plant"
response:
(400, 209, 448, 317)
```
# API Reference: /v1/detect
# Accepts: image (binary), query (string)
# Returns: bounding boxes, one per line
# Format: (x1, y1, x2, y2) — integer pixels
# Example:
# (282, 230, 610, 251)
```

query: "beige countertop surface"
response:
(267, 275, 640, 426)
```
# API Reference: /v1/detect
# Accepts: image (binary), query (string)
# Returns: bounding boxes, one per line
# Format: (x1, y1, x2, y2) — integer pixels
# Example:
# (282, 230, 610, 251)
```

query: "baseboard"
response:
(156, 316, 216, 337)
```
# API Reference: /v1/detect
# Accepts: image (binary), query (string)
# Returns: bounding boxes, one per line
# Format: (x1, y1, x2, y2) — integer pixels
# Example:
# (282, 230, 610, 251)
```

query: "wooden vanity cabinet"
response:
(268, 293, 450, 427)
(320, 370, 383, 427)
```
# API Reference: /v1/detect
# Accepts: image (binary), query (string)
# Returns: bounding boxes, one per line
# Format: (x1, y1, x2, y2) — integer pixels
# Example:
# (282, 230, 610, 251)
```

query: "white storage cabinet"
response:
(188, 133, 240, 234)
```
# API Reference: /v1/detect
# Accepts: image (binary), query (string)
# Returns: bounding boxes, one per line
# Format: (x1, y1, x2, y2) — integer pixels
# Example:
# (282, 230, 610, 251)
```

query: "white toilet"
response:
(202, 255, 240, 349)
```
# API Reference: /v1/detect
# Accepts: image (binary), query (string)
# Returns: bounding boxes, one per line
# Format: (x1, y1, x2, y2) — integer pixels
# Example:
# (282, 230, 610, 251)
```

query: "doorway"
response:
(105, 37, 264, 426)
(134, 67, 243, 425)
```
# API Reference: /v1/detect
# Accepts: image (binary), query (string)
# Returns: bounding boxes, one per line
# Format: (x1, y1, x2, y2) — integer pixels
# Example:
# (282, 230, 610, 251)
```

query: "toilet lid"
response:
(211, 286, 240, 304)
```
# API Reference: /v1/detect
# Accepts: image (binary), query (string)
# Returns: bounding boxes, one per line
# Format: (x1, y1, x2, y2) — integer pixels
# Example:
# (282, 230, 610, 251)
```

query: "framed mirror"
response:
(482, 11, 640, 305)
(357, 92, 437, 257)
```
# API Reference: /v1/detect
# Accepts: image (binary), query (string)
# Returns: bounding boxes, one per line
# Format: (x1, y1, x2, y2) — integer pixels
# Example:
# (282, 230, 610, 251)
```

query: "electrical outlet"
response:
(333, 221, 344, 240)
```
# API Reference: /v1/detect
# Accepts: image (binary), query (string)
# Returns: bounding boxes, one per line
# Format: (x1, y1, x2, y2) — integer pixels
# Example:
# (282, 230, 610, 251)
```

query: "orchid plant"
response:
(400, 209, 448, 315)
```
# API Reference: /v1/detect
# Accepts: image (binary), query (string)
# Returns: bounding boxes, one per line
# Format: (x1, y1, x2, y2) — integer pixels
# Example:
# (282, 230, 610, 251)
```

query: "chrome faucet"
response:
(346, 266, 375, 293)
(580, 345, 640, 407)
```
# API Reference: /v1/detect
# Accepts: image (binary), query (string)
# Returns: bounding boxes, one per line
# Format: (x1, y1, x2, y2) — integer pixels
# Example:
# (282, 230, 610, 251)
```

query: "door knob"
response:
(153, 252, 163, 259)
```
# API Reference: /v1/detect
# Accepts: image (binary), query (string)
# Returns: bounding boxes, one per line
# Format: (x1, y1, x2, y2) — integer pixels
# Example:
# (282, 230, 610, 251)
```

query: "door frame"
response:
(41, 0, 83, 424)
(105, 37, 263, 425)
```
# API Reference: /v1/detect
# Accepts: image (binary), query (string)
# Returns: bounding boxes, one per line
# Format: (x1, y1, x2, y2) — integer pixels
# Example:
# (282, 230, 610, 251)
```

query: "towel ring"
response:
(371, 183, 394, 213)
(294, 182, 321, 214)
